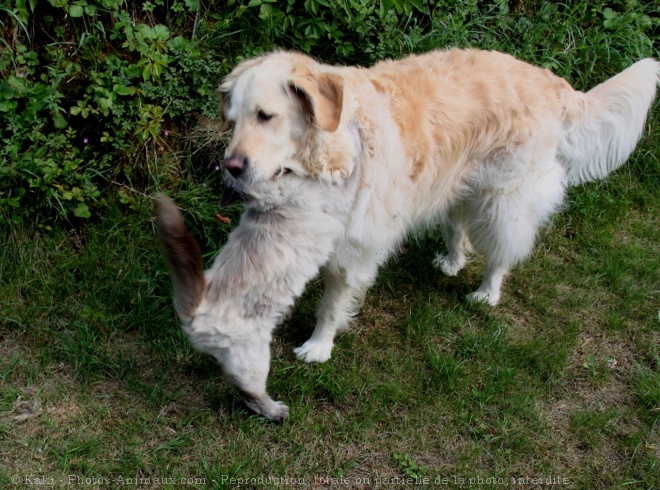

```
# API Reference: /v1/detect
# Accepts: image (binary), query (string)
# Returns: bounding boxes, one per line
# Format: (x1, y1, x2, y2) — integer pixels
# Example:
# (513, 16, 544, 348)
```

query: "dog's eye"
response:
(273, 168, 292, 177)
(257, 110, 274, 123)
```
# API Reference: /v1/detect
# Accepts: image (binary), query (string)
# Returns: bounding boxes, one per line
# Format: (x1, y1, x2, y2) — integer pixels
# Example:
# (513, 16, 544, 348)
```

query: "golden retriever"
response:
(158, 49, 658, 420)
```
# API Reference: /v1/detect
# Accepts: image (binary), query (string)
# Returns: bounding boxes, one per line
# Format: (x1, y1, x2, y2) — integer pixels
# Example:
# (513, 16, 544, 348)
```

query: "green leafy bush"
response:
(0, 0, 657, 223)
(0, 0, 225, 224)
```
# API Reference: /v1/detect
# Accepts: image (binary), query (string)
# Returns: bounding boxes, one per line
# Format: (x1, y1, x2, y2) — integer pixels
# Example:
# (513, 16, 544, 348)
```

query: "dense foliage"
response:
(1, 0, 657, 223)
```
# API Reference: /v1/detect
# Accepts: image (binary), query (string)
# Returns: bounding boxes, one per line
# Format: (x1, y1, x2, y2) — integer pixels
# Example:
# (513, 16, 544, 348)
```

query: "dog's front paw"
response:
(466, 290, 500, 306)
(433, 254, 465, 277)
(294, 339, 333, 363)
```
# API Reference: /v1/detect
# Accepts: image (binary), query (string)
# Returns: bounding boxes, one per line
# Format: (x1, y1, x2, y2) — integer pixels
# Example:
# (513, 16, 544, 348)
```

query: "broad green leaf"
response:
(167, 36, 190, 51)
(69, 5, 84, 17)
(152, 63, 164, 78)
(184, 0, 199, 11)
(142, 63, 152, 81)
(153, 24, 170, 40)
(259, 4, 273, 20)
(0, 100, 18, 112)
(73, 203, 92, 218)
(52, 112, 68, 129)
(7, 196, 21, 207)
(113, 84, 133, 96)
(8, 75, 27, 93)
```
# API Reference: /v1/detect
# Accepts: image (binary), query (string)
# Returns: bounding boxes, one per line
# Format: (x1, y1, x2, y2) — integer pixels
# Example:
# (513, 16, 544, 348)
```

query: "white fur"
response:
(559, 59, 660, 185)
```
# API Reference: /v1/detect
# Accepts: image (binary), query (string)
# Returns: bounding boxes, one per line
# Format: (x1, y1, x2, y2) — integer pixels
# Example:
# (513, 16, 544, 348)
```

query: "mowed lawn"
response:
(1, 99, 659, 490)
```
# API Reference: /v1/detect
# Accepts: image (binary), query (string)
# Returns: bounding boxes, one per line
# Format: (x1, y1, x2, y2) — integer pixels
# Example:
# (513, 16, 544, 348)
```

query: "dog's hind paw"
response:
(294, 339, 333, 363)
(433, 254, 465, 276)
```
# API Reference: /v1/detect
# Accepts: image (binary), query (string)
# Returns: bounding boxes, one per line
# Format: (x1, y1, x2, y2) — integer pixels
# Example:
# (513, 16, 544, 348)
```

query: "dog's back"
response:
(369, 50, 570, 169)
(371, 49, 658, 182)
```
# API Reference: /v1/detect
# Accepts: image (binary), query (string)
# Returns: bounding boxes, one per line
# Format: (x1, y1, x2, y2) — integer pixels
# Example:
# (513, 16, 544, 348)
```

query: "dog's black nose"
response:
(223, 155, 248, 178)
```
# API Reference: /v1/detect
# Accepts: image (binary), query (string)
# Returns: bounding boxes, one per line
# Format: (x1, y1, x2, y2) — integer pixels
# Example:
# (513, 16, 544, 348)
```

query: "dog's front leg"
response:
(294, 268, 371, 363)
(216, 334, 289, 421)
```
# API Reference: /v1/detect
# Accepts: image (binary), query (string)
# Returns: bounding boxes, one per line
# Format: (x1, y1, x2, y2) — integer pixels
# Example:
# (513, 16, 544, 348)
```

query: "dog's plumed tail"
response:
(156, 195, 206, 323)
(559, 58, 659, 186)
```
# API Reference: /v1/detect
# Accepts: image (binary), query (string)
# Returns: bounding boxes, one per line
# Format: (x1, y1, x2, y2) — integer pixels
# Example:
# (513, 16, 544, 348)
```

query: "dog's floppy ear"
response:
(288, 72, 344, 132)
(217, 75, 240, 133)
(217, 56, 270, 132)
(217, 92, 231, 132)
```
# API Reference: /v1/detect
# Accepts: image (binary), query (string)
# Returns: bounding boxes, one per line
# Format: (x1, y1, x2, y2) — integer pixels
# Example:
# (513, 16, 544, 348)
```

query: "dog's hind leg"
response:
(294, 267, 372, 363)
(467, 261, 509, 306)
(434, 206, 467, 276)
(466, 154, 567, 306)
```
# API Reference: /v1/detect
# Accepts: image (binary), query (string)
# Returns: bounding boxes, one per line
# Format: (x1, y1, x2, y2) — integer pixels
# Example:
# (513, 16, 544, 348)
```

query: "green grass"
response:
(1, 129, 659, 488)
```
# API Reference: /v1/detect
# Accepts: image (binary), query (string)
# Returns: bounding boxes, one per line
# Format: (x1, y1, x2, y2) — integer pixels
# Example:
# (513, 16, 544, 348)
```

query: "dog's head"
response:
(218, 52, 358, 209)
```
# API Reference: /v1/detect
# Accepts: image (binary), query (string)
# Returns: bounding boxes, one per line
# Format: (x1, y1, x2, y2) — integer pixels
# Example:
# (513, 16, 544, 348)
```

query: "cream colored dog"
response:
(158, 49, 659, 420)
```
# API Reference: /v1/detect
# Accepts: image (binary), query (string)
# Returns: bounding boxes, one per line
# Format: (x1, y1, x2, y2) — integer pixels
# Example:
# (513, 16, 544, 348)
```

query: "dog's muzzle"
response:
(220, 155, 250, 207)
(221, 180, 247, 207)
